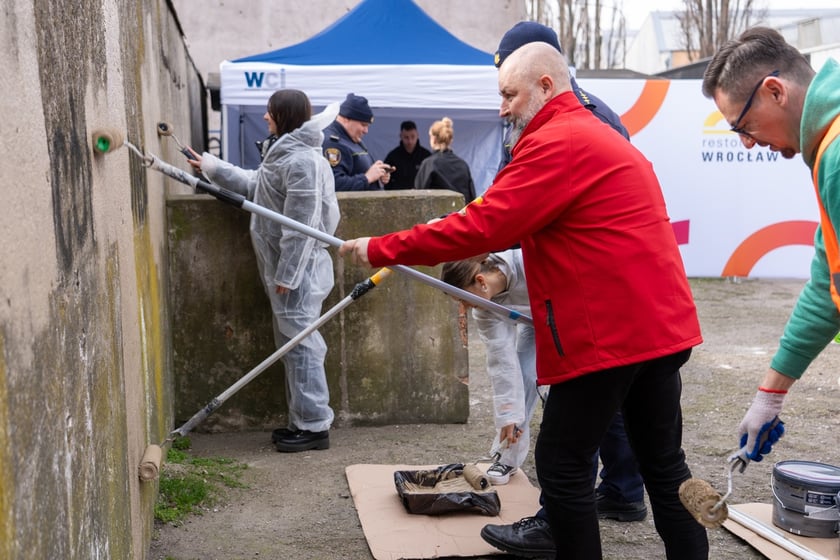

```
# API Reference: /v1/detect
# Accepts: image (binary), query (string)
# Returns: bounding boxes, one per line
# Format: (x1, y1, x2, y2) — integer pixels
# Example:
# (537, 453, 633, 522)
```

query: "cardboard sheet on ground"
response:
(346, 463, 541, 559)
(723, 503, 840, 559)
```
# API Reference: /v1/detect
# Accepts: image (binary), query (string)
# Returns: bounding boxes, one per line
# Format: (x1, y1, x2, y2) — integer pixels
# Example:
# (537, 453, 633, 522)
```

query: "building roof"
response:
(626, 8, 840, 74)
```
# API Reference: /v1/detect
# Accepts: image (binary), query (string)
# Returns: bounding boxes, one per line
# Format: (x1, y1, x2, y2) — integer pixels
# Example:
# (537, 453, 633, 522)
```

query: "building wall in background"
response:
(171, 0, 526, 141)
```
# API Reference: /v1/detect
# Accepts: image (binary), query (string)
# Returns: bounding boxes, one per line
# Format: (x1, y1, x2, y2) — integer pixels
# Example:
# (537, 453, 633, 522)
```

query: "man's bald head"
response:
(498, 42, 572, 147)
(499, 41, 572, 99)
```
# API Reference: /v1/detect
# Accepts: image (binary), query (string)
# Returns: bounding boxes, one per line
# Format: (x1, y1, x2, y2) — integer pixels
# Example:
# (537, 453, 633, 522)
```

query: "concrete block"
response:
(167, 189, 469, 430)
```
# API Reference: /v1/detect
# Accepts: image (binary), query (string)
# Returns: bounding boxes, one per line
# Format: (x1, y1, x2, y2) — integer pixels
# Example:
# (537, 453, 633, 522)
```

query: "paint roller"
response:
(92, 128, 124, 156)
(679, 417, 783, 528)
(155, 121, 193, 159)
(462, 464, 491, 491)
(138, 444, 163, 482)
(155, 121, 213, 183)
(678, 475, 732, 529)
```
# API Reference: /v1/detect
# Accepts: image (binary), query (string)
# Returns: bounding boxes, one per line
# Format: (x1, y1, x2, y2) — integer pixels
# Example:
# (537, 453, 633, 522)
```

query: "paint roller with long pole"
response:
(156, 121, 211, 183)
(91, 129, 532, 325)
(156, 121, 193, 159)
(172, 267, 393, 439)
(137, 266, 394, 481)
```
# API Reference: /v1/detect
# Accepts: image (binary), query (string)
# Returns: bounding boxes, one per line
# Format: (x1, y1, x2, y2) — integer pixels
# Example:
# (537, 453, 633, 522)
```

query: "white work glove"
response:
(733, 388, 786, 464)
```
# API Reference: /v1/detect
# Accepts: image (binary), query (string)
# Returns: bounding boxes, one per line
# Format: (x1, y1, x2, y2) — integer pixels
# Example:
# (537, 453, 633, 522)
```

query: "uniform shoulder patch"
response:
(324, 147, 341, 167)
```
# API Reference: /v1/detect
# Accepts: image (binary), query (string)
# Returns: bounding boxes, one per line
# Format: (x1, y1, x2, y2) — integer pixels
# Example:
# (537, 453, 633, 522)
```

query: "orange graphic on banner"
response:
(620, 81, 670, 136)
(721, 221, 818, 277)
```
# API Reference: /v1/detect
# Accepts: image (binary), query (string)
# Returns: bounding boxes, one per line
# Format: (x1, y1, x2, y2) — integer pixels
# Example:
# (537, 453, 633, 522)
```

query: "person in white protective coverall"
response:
(442, 249, 648, 532)
(186, 90, 341, 452)
(441, 249, 537, 485)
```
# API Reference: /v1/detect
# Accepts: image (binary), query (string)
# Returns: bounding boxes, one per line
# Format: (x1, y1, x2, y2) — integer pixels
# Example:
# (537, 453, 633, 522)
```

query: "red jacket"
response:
(368, 92, 702, 385)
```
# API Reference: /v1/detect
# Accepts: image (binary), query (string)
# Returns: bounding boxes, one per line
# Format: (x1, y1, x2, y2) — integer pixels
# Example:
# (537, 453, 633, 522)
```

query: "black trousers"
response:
(535, 349, 709, 560)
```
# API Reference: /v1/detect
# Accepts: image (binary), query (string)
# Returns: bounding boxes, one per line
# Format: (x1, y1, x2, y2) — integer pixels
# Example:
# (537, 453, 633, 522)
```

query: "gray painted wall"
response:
(0, 1, 202, 557)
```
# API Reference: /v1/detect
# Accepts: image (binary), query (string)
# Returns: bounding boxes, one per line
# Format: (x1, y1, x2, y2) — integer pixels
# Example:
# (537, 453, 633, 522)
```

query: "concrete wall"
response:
(167, 190, 470, 431)
(0, 1, 202, 558)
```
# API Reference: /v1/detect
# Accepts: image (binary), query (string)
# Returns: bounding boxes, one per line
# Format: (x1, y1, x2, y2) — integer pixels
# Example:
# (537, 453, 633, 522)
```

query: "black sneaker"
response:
(596, 492, 648, 522)
(271, 427, 296, 444)
(480, 516, 555, 558)
(486, 461, 518, 485)
(275, 429, 330, 453)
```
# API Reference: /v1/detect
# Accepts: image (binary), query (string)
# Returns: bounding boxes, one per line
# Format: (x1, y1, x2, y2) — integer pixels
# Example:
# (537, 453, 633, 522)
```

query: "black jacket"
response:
(414, 149, 476, 203)
(384, 143, 431, 190)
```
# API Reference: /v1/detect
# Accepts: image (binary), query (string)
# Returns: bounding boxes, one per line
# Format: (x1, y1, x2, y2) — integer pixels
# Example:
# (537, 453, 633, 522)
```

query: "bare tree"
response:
(525, 0, 627, 70)
(676, 0, 766, 61)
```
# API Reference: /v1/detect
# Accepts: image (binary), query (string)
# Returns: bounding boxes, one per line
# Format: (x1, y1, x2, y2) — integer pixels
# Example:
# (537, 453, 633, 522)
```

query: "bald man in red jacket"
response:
(341, 42, 708, 560)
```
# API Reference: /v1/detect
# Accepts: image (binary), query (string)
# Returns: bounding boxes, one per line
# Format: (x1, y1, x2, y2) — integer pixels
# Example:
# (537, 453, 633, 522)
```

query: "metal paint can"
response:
(771, 460, 840, 538)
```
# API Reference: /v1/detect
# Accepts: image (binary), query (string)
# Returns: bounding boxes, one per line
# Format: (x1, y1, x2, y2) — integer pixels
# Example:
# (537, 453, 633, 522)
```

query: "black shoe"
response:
(480, 516, 555, 558)
(596, 492, 648, 522)
(271, 427, 296, 444)
(274, 429, 330, 452)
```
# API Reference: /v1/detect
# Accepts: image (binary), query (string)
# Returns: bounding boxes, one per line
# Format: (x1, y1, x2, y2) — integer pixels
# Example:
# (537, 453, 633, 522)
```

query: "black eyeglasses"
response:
(730, 70, 779, 137)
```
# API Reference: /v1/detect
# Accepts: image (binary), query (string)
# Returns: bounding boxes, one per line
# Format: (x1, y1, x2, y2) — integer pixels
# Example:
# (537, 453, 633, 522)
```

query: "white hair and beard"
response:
(507, 90, 547, 148)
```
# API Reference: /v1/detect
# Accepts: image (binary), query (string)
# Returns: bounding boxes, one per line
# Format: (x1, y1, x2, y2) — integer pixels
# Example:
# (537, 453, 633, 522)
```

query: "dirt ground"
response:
(148, 278, 840, 560)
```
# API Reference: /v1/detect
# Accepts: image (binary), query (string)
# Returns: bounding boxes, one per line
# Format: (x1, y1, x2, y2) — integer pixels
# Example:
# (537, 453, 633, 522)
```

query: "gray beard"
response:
(507, 95, 544, 149)
(508, 123, 526, 147)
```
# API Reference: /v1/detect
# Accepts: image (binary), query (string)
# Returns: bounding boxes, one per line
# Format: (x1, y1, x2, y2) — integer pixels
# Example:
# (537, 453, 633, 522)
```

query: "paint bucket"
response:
(771, 460, 840, 538)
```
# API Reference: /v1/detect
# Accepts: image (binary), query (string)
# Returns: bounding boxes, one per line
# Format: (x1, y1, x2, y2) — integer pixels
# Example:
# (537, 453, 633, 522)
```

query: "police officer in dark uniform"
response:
(322, 93, 392, 191)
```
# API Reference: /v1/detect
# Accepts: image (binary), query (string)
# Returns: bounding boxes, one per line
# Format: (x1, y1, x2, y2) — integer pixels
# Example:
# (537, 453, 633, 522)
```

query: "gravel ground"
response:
(148, 278, 840, 560)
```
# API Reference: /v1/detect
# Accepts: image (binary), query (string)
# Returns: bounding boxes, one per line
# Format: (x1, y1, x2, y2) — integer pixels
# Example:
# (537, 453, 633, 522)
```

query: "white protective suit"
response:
(199, 103, 341, 433)
(474, 249, 538, 469)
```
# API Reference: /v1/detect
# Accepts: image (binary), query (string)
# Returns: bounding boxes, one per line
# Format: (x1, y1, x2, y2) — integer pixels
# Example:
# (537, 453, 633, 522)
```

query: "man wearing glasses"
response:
(702, 27, 840, 466)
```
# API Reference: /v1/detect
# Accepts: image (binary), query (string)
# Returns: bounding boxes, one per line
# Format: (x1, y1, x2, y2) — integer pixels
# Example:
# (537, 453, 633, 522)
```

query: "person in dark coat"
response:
(384, 120, 431, 190)
(414, 117, 476, 203)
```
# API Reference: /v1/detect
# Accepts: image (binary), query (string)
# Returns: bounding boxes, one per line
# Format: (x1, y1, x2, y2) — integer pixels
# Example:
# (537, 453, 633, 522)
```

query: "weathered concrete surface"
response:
(0, 1, 203, 558)
(167, 190, 470, 431)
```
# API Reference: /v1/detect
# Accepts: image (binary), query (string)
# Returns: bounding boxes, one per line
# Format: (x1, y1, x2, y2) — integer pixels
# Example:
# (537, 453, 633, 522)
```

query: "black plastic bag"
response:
(393, 463, 501, 516)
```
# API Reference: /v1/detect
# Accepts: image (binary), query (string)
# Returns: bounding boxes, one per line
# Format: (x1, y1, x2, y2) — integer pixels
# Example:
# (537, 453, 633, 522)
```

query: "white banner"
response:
(578, 78, 817, 279)
(221, 66, 819, 278)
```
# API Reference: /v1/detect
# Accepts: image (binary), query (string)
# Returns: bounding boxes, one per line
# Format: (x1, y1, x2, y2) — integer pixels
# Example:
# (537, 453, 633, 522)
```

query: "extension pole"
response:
(134, 147, 532, 325)
(727, 508, 829, 560)
(171, 268, 393, 438)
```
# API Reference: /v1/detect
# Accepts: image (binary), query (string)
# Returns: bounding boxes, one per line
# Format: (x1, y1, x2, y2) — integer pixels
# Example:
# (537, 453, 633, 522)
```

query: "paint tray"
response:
(393, 463, 501, 516)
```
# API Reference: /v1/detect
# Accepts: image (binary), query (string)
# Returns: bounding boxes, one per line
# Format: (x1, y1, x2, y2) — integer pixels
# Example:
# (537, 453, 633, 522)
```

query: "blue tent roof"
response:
(234, 0, 492, 65)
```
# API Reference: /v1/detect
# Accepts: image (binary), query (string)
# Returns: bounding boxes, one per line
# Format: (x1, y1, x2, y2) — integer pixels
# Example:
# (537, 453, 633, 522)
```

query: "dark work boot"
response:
(480, 516, 555, 559)
(596, 492, 648, 522)
(275, 429, 330, 452)
(271, 427, 296, 444)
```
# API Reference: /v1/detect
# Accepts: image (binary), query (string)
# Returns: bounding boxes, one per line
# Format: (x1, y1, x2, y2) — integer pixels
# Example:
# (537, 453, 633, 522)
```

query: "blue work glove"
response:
(733, 388, 786, 464)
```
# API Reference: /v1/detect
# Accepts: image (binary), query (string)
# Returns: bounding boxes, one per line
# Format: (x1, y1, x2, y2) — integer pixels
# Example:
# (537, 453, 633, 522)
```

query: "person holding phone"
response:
(322, 93, 392, 191)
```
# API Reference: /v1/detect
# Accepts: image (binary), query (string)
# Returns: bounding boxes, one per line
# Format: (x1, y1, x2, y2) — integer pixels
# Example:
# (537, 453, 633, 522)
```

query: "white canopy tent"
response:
(219, 0, 505, 192)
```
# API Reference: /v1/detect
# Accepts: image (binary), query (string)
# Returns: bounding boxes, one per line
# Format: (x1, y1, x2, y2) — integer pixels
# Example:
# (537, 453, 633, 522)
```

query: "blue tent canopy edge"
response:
(233, 0, 492, 66)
